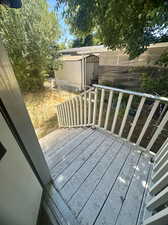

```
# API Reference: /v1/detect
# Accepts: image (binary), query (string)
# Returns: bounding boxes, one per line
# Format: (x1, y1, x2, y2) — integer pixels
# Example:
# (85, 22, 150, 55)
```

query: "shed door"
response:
(0, 111, 42, 225)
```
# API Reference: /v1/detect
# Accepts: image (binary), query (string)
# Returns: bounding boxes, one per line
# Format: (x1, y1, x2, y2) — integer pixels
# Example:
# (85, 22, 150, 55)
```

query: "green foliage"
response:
(156, 51, 168, 67)
(140, 67, 168, 96)
(57, 0, 168, 59)
(71, 34, 100, 47)
(0, 0, 60, 92)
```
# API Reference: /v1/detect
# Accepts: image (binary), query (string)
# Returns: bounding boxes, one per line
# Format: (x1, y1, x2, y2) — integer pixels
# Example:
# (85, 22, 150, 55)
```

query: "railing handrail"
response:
(56, 84, 168, 153)
(92, 84, 168, 103)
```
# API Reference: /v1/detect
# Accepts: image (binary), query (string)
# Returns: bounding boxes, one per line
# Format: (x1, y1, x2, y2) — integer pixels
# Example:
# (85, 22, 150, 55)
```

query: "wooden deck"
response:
(40, 127, 152, 225)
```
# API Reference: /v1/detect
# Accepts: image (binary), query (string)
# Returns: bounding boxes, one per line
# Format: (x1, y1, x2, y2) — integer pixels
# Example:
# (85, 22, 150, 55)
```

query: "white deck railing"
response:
(56, 84, 168, 225)
(56, 84, 168, 152)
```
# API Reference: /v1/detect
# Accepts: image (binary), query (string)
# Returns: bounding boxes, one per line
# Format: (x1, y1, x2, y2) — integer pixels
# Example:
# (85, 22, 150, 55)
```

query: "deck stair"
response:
(41, 84, 168, 225)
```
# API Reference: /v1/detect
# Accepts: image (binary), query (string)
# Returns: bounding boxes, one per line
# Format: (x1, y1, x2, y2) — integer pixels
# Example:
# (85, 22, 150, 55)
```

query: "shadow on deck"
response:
(40, 127, 152, 225)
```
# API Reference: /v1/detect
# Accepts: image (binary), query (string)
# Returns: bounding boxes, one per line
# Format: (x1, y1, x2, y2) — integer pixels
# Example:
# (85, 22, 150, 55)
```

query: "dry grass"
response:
(24, 88, 76, 139)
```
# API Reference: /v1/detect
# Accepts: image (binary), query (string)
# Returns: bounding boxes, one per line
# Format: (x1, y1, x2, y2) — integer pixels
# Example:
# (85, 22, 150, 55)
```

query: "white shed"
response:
(55, 55, 99, 91)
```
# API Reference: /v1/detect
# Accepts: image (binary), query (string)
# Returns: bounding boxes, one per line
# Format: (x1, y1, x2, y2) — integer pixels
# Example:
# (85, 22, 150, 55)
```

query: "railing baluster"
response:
(59, 104, 64, 127)
(76, 97, 80, 125)
(69, 99, 73, 126)
(64, 102, 68, 127)
(84, 92, 87, 125)
(80, 95, 83, 125)
(104, 91, 113, 130)
(63, 103, 68, 127)
(93, 88, 98, 125)
(127, 97, 146, 141)
(62, 103, 67, 127)
(119, 94, 133, 137)
(147, 110, 168, 151)
(111, 92, 123, 133)
(67, 101, 71, 127)
(98, 88, 105, 127)
(72, 98, 76, 126)
(155, 137, 168, 163)
(136, 100, 160, 145)
(88, 91, 92, 125)
(56, 105, 61, 127)
(60, 104, 64, 126)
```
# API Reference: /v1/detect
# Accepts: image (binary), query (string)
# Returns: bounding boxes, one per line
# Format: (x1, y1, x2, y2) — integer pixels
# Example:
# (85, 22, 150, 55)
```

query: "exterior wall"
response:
(0, 44, 50, 186)
(55, 60, 82, 91)
(0, 112, 42, 225)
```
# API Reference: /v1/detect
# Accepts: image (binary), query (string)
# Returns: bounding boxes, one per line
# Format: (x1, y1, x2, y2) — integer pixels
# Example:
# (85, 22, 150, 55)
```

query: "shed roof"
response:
(59, 42, 168, 55)
(60, 54, 98, 61)
(59, 45, 107, 55)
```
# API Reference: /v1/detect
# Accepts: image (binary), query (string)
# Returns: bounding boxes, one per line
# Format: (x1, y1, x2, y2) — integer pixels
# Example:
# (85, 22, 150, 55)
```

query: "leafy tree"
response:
(0, 0, 60, 92)
(140, 67, 168, 96)
(57, 0, 168, 59)
(72, 33, 101, 47)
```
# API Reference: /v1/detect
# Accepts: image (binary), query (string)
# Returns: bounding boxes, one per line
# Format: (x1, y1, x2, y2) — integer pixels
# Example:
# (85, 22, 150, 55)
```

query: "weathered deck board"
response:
(77, 143, 131, 225)
(47, 128, 94, 169)
(50, 131, 98, 177)
(68, 140, 126, 217)
(54, 131, 105, 189)
(40, 128, 84, 156)
(94, 149, 141, 225)
(60, 135, 115, 202)
(42, 127, 152, 225)
(115, 152, 151, 225)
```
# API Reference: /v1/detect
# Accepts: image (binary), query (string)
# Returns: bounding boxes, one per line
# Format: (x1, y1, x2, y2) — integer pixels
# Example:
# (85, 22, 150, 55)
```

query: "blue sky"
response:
(47, 0, 75, 43)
